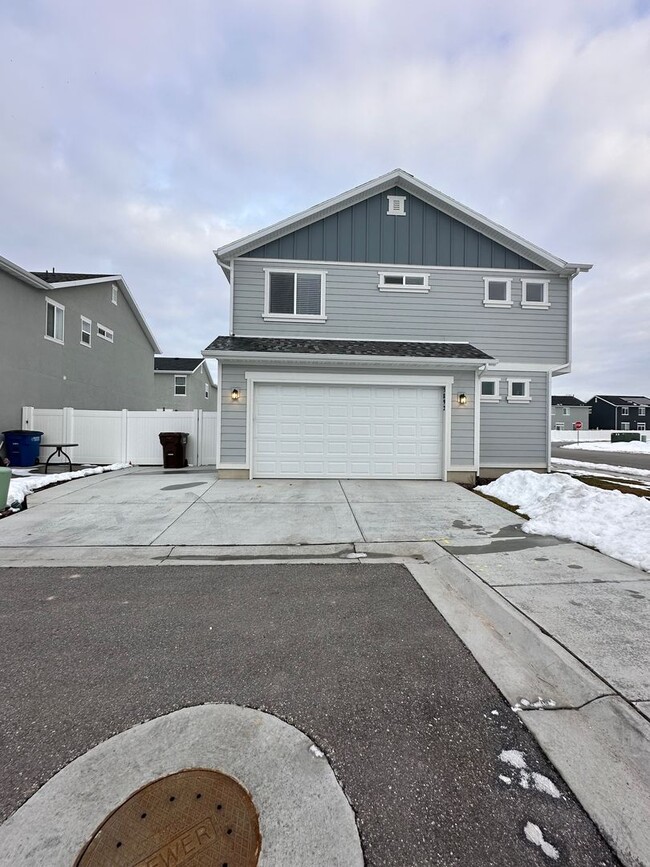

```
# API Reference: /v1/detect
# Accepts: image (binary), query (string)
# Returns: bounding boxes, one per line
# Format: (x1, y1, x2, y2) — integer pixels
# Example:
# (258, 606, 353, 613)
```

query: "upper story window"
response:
(80, 316, 92, 347)
(522, 279, 550, 309)
(483, 278, 512, 308)
(386, 195, 406, 216)
(563, 407, 570, 416)
(45, 298, 65, 344)
(97, 323, 114, 343)
(264, 269, 326, 321)
(174, 375, 187, 396)
(480, 378, 500, 402)
(204, 383, 210, 400)
(111, 284, 118, 305)
(507, 378, 531, 403)
(621, 406, 629, 416)
(378, 273, 429, 293)
(639, 407, 646, 417)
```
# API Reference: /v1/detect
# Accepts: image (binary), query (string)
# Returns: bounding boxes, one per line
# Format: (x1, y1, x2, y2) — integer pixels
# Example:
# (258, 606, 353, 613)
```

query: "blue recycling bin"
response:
(3, 430, 44, 467)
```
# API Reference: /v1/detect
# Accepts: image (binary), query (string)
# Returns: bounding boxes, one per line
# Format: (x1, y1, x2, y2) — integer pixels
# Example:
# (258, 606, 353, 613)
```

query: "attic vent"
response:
(387, 195, 406, 216)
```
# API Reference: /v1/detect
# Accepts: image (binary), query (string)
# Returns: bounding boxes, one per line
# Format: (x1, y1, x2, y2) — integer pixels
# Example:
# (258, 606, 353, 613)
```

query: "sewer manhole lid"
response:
(75, 768, 261, 867)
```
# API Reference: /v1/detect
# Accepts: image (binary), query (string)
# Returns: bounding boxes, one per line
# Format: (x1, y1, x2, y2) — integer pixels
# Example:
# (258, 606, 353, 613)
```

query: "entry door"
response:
(252, 382, 444, 479)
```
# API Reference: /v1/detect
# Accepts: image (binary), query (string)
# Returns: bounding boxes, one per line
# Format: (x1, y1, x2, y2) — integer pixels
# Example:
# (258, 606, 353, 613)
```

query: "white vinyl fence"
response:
(551, 429, 646, 443)
(21, 407, 218, 466)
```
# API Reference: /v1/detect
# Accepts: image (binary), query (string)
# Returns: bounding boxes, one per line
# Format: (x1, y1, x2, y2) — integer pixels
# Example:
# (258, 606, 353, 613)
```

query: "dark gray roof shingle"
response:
(204, 335, 492, 360)
(31, 271, 115, 283)
(154, 357, 203, 373)
(593, 394, 650, 406)
(551, 395, 588, 406)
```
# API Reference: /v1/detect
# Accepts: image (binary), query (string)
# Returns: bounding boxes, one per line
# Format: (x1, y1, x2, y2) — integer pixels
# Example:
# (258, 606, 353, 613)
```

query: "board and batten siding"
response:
(232, 259, 569, 366)
(479, 372, 549, 466)
(243, 187, 540, 270)
(219, 363, 477, 470)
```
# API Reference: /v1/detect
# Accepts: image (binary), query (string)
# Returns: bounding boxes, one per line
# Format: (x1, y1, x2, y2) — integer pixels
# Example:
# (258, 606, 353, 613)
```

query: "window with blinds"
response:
(266, 271, 325, 318)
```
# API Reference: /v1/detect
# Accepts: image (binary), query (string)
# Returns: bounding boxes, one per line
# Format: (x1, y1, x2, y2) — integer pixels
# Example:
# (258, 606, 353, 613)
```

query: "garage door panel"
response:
(253, 383, 444, 479)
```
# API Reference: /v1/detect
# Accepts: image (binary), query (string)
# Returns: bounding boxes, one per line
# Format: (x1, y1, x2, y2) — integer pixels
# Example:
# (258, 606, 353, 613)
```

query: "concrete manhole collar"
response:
(75, 768, 261, 867)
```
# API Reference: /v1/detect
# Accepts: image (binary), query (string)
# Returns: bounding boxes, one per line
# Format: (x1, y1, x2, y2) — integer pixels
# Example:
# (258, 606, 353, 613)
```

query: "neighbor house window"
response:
(555, 423, 565, 430)
(204, 383, 209, 399)
(638, 423, 646, 431)
(174, 375, 187, 396)
(639, 407, 646, 417)
(378, 273, 429, 292)
(507, 378, 531, 403)
(621, 422, 630, 431)
(80, 316, 92, 347)
(483, 278, 512, 307)
(45, 298, 65, 343)
(264, 270, 326, 319)
(480, 378, 500, 402)
(621, 406, 629, 416)
(111, 284, 118, 305)
(97, 323, 114, 342)
(521, 279, 550, 308)
(563, 407, 570, 416)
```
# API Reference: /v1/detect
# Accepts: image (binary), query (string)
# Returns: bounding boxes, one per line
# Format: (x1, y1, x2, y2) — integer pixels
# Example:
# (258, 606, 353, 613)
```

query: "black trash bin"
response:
(158, 432, 189, 469)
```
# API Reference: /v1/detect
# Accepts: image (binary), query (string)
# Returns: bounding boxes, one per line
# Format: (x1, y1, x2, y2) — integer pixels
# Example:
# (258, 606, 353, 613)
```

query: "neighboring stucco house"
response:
(587, 395, 650, 431)
(204, 169, 591, 482)
(551, 396, 591, 431)
(0, 255, 161, 433)
(154, 357, 218, 410)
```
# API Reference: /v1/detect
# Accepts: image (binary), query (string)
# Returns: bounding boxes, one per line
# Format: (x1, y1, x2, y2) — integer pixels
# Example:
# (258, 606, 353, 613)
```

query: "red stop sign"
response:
(574, 421, 583, 430)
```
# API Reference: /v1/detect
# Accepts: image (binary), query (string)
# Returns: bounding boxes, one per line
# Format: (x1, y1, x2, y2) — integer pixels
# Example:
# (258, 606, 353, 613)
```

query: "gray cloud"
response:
(1, 0, 648, 397)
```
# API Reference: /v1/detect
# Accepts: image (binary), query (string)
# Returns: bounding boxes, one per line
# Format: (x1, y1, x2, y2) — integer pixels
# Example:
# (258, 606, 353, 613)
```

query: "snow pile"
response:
(552, 457, 650, 483)
(524, 822, 559, 860)
(562, 440, 650, 454)
(6, 464, 131, 510)
(477, 470, 650, 572)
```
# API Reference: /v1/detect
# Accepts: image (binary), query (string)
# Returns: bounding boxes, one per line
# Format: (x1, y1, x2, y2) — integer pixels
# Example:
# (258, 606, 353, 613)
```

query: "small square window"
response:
(522, 279, 550, 308)
(80, 316, 92, 346)
(480, 378, 500, 402)
(174, 375, 187, 396)
(45, 298, 65, 343)
(483, 278, 512, 307)
(205, 383, 210, 400)
(507, 379, 531, 402)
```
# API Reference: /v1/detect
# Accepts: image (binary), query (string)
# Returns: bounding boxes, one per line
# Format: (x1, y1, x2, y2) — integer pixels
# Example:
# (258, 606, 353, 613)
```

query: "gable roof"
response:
(154, 356, 203, 373)
(590, 395, 650, 406)
(551, 395, 588, 406)
(215, 169, 592, 274)
(29, 272, 161, 354)
(0, 253, 52, 291)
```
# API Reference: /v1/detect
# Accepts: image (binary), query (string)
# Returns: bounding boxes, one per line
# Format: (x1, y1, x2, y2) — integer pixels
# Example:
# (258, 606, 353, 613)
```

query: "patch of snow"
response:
(345, 552, 367, 559)
(309, 744, 324, 758)
(519, 771, 530, 789)
(524, 822, 559, 860)
(498, 775, 512, 785)
(532, 772, 561, 798)
(491, 710, 499, 716)
(552, 457, 650, 482)
(6, 463, 131, 509)
(477, 470, 650, 572)
(499, 749, 527, 770)
(520, 698, 530, 706)
(562, 440, 650, 454)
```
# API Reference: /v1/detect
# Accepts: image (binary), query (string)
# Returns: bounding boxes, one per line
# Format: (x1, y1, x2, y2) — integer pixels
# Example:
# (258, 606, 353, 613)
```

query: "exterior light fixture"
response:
(458, 393, 468, 406)
(231, 388, 240, 401)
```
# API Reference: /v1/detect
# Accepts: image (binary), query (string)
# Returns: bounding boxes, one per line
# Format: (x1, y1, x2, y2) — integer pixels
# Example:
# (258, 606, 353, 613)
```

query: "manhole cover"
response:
(75, 768, 261, 867)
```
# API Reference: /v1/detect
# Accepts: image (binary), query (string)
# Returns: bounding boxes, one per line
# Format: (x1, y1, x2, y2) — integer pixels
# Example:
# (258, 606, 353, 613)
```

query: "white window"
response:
(264, 270, 326, 320)
(80, 316, 92, 347)
(637, 423, 646, 431)
(639, 407, 646, 417)
(97, 323, 114, 342)
(480, 378, 501, 402)
(507, 378, 531, 403)
(205, 383, 210, 400)
(111, 284, 118, 305)
(483, 278, 512, 307)
(386, 195, 406, 216)
(621, 406, 629, 416)
(563, 407, 570, 416)
(621, 422, 630, 431)
(378, 273, 429, 292)
(45, 298, 65, 343)
(521, 279, 550, 308)
(555, 423, 565, 430)
(174, 375, 187, 396)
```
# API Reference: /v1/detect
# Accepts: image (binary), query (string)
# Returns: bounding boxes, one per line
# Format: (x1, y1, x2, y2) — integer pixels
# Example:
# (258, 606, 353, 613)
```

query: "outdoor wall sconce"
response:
(458, 393, 468, 406)
(231, 388, 240, 401)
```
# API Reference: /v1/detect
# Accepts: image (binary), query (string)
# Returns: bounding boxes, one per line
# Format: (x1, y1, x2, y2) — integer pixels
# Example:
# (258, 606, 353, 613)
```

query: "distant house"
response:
(551, 396, 591, 431)
(154, 357, 218, 411)
(587, 395, 650, 431)
(0, 255, 161, 433)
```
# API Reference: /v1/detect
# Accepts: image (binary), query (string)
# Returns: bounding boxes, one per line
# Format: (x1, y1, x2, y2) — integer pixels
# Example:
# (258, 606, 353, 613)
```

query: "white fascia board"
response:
(215, 168, 574, 272)
(203, 350, 488, 368)
(232, 257, 560, 276)
(48, 275, 162, 353)
(489, 362, 565, 373)
(0, 254, 52, 291)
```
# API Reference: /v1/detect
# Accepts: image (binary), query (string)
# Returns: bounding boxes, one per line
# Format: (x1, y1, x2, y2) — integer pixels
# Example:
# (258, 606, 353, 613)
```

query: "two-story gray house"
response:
(0, 255, 161, 433)
(154, 357, 218, 411)
(551, 396, 591, 431)
(204, 170, 591, 483)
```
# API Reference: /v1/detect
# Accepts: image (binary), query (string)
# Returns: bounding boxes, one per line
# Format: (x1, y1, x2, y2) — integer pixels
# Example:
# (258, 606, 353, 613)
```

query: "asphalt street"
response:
(0, 563, 619, 866)
(552, 443, 650, 470)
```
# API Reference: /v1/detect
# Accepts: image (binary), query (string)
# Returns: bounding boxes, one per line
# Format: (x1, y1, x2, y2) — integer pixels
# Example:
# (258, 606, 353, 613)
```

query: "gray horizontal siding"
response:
(233, 259, 568, 364)
(243, 187, 540, 269)
(219, 363, 476, 470)
(480, 373, 549, 465)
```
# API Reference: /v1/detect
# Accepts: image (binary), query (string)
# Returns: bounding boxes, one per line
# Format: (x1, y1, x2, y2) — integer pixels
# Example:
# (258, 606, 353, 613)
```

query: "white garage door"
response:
(253, 383, 444, 479)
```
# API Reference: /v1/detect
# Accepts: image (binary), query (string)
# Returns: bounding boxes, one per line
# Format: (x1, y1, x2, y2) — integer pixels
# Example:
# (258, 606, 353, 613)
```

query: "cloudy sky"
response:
(2, 0, 649, 398)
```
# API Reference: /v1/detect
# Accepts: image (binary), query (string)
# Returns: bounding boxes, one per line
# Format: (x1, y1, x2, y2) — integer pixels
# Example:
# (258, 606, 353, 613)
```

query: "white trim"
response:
(207, 350, 487, 368)
(80, 315, 92, 347)
(521, 278, 550, 308)
(0, 254, 52, 290)
(637, 423, 646, 431)
(483, 277, 512, 307)
(47, 276, 119, 288)
(378, 288, 429, 294)
(244, 371, 453, 481)
(218, 463, 249, 470)
(481, 462, 548, 468)
(546, 371, 552, 470)
(378, 272, 429, 292)
(264, 268, 326, 319)
(480, 377, 501, 402)
(386, 194, 406, 216)
(231, 335, 476, 345)
(174, 374, 187, 396)
(229, 258, 235, 336)
(489, 362, 557, 372)
(45, 297, 65, 344)
(473, 368, 481, 469)
(234, 257, 562, 276)
(507, 378, 532, 403)
(449, 465, 479, 473)
(96, 323, 114, 343)
(215, 362, 222, 467)
(621, 406, 630, 416)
